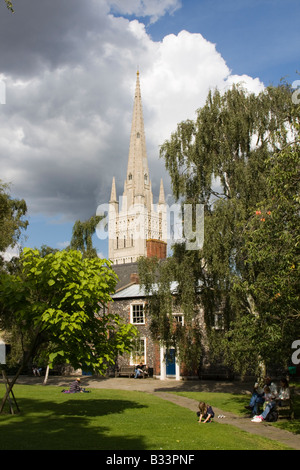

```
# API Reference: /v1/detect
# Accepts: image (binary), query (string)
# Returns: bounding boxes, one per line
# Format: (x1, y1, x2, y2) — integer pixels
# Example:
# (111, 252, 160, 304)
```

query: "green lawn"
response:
(174, 389, 300, 435)
(0, 384, 293, 450)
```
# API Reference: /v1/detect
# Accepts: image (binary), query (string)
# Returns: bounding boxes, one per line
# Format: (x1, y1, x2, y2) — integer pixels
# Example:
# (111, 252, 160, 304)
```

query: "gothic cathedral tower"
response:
(109, 72, 167, 265)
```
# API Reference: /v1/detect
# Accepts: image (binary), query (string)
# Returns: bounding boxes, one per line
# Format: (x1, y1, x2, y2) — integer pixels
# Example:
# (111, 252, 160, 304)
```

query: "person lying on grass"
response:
(197, 401, 215, 423)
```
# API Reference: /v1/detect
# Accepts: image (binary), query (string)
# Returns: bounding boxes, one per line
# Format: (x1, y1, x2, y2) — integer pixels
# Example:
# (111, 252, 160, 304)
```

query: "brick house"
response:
(111, 262, 185, 380)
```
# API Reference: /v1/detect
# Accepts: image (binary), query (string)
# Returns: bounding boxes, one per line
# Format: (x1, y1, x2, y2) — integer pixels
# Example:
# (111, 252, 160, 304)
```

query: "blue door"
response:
(166, 349, 176, 375)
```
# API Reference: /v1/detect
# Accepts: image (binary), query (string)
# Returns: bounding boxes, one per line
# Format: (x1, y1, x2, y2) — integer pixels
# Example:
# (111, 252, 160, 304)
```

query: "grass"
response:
(174, 391, 250, 415)
(0, 384, 293, 450)
(173, 389, 300, 435)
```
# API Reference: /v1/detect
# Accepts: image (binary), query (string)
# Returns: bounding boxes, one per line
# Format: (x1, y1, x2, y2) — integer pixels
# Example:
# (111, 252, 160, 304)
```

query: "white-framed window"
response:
(172, 313, 184, 326)
(130, 303, 145, 324)
(130, 337, 146, 365)
(213, 313, 224, 330)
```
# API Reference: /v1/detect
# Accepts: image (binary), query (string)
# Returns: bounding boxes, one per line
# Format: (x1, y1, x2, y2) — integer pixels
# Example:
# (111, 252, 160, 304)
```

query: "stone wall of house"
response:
(109, 294, 235, 380)
(109, 298, 156, 370)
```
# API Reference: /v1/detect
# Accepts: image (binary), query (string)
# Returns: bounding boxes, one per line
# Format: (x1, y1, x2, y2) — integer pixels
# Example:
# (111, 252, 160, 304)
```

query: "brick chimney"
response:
(130, 273, 140, 284)
(146, 239, 167, 259)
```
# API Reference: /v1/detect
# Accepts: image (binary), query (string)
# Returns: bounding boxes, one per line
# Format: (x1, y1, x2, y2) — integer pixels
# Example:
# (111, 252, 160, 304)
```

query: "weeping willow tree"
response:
(235, 131, 300, 373)
(69, 215, 103, 259)
(139, 82, 299, 378)
(139, 248, 204, 374)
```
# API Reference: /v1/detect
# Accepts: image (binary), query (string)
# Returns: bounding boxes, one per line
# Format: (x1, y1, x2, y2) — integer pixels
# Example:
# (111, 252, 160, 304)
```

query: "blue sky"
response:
(146, 0, 299, 85)
(0, 0, 299, 260)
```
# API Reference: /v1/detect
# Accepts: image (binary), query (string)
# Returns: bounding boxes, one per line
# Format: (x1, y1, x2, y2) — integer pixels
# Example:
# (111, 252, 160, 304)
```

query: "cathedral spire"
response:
(158, 178, 166, 205)
(110, 176, 117, 203)
(109, 72, 167, 264)
(125, 70, 151, 208)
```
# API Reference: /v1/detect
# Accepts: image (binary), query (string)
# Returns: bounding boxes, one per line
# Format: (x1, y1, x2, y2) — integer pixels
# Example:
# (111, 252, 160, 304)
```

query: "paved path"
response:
(154, 391, 300, 450)
(4, 375, 300, 450)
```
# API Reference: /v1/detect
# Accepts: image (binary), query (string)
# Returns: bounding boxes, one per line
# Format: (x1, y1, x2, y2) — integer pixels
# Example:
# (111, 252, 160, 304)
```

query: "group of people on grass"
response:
(245, 376, 290, 422)
(197, 375, 290, 424)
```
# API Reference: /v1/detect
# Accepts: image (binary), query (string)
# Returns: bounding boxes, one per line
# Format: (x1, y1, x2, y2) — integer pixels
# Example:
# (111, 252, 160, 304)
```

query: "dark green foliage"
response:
(70, 215, 103, 258)
(140, 83, 300, 376)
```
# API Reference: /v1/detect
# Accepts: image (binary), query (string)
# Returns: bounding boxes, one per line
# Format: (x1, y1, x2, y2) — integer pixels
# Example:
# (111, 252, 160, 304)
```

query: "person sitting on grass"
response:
(197, 401, 215, 423)
(62, 378, 90, 393)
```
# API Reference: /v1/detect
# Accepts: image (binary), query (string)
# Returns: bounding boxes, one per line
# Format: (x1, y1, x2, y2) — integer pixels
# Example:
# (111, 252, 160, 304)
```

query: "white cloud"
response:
(56, 241, 70, 249)
(223, 74, 265, 95)
(1, 245, 20, 261)
(132, 30, 264, 163)
(0, 2, 264, 233)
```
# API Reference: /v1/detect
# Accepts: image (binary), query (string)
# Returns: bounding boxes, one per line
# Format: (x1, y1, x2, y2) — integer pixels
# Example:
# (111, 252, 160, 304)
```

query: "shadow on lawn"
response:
(153, 380, 253, 395)
(0, 396, 148, 450)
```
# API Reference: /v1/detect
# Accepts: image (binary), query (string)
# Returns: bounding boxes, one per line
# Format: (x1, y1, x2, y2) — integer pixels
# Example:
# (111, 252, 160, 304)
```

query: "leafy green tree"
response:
(139, 83, 299, 377)
(0, 248, 137, 413)
(38, 245, 59, 257)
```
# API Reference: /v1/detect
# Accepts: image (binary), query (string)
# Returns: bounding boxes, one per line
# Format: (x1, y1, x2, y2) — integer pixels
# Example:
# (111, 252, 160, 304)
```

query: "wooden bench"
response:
(115, 366, 135, 378)
(276, 387, 295, 420)
(115, 366, 147, 378)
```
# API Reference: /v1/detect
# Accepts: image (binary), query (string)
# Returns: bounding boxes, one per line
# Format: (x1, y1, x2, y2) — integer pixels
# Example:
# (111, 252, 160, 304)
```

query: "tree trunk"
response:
(0, 361, 24, 414)
(43, 364, 50, 385)
(247, 293, 266, 379)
